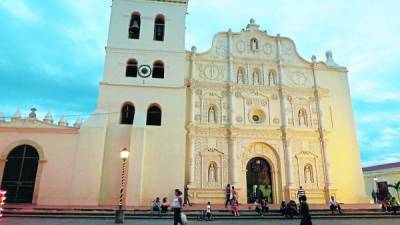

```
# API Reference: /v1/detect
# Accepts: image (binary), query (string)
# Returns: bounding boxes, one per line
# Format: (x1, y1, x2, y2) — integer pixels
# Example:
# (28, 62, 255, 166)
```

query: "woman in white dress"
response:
(172, 189, 183, 225)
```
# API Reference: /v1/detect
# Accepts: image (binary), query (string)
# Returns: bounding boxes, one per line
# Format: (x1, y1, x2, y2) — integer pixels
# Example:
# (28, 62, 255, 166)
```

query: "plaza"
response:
(0, 218, 399, 225)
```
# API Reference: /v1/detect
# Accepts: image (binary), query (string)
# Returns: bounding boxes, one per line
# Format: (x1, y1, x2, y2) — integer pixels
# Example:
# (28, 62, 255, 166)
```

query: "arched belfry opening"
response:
(246, 157, 273, 204)
(129, 12, 141, 39)
(1, 145, 39, 203)
(154, 14, 165, 41)
(120, 103, 135, 125)
(146, 104, 162, 126)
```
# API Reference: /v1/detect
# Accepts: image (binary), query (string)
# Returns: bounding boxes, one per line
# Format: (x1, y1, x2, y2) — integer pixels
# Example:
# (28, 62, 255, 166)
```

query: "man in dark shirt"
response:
(224, 184, 231, 208)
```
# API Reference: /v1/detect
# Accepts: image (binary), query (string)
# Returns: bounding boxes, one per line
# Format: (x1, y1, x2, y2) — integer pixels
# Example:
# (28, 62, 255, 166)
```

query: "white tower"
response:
(94, 0, 188, 206)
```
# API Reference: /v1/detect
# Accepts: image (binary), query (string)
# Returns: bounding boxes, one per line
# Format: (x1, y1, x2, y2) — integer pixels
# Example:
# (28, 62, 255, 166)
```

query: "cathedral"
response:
(0, 0, 368, 206)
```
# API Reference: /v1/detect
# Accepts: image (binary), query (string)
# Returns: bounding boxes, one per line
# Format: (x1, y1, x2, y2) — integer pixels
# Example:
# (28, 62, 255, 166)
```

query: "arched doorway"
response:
(1, 145, 39, 203)
(246, 157, 273, 203)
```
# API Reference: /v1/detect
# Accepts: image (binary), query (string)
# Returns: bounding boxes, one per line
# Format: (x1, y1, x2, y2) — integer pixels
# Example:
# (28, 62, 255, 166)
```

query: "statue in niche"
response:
(253, 70, 261, 85)
(208, 106, 217, 123)
(251, 38, 259, 51)
(208, 163, 217, 183)
(298, 108, 308, 126)
(237, 67, 245, 84)
(268, 70, 277, 86)
(304, 165, 314, 183)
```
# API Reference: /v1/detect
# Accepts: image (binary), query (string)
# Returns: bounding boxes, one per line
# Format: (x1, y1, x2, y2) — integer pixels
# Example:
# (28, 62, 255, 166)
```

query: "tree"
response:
(388, 181, 400, 200)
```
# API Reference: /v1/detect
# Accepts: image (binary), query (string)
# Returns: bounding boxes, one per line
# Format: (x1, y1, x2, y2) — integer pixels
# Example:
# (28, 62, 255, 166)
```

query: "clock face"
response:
(138, 65, 152, 78)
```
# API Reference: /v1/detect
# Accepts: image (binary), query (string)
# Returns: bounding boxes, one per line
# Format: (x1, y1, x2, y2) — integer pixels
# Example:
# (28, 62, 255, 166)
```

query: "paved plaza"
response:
(1, 218, 400, 225)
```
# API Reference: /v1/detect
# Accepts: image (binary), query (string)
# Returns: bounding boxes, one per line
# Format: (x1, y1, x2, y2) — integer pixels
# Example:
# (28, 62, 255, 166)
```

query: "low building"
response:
(363, 162, 400, 202)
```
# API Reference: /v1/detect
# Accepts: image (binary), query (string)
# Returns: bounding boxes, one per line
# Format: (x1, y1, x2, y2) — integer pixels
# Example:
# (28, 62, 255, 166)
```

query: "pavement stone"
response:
(0, 218, 400, 225)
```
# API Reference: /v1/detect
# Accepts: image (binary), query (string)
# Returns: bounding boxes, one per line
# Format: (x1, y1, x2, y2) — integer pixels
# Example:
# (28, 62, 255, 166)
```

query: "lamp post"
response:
(115, 147, 130, 224)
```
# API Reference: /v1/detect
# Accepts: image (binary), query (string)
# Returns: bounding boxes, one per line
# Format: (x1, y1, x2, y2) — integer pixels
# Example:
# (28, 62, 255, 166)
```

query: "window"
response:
(120, 103, 135, 125)
(146, 104, 162, 126)
(129, 12, 141, 39)
(152, 60, 164, 79)
(298, 108, 308, 126)
(250, 38, 259, 51)
(126, 59, 138, 77)
(154, 14, 165, 41)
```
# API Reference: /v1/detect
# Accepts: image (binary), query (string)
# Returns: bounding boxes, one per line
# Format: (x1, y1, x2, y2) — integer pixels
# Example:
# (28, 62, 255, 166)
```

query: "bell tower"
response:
(94, 0, 189, 206)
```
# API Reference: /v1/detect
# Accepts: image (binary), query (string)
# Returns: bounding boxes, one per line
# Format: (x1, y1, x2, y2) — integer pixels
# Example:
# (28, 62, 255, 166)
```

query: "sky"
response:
(0, 0, 399, 167)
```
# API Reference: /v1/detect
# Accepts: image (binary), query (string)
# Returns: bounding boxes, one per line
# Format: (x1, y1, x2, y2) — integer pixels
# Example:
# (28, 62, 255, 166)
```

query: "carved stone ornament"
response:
(236, 40, 246, 53)
(196, 89, 203, 96)
(196, 63, 226, 81)
(221, 90, 228, 97)
(290, 72, 308, 86)
(262, 43, 273, 55)
(236, 116, 243, 123)
(246, 99, 253, 106)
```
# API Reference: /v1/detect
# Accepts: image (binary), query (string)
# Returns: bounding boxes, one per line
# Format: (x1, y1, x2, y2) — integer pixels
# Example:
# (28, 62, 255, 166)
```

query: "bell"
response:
(130, 20, 139, 29)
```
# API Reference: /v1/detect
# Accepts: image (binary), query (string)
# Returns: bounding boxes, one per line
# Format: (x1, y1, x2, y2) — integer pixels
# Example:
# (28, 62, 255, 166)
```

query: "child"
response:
(231, 198, 240, 216)
(206, 201, 212, 220)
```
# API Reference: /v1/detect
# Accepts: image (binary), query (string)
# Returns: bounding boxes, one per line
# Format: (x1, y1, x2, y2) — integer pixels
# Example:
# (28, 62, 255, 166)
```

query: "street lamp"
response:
(115, 147, 130, 224)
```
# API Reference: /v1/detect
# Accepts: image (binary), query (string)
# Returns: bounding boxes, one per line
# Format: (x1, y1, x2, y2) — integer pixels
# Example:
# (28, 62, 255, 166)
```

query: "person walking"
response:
(224, 184, 231, 208)
(172, 189, 183, 225)
(183, 185, 192, 206)
(297, 186, 306, 203)
(231, 198, 240, 216)
(372, 190, 377, 204)
(205, 201, 212, 221)
(232, 186, 238, 202)
(256, 187, 264, 203)
(299, 195, 312, 225)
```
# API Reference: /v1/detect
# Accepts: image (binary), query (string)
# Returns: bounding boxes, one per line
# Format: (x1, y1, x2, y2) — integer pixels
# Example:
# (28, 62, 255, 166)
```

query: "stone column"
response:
(227, 29, 236, 126)
(189, 47, 197, 124)
(190, 88, 196, 123)
(188, 134, 196, 187)
(190, 46, 197, 80)
(276, 34, 294, 189)
(228, 136, 239, 186)
(311, 56, 333, 190)
(283, 137, 294, 187)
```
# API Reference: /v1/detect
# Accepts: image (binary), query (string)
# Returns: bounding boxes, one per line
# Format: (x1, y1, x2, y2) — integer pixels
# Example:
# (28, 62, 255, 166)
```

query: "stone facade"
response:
(185, 20, 336, 203)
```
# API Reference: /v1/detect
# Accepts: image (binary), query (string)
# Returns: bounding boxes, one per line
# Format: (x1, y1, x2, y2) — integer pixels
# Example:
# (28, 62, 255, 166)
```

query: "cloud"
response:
(369, 128, 400, 150)
(358, 114, 400, 124)
(0, 0, 41, 23)
(362, 153, 400, 167)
